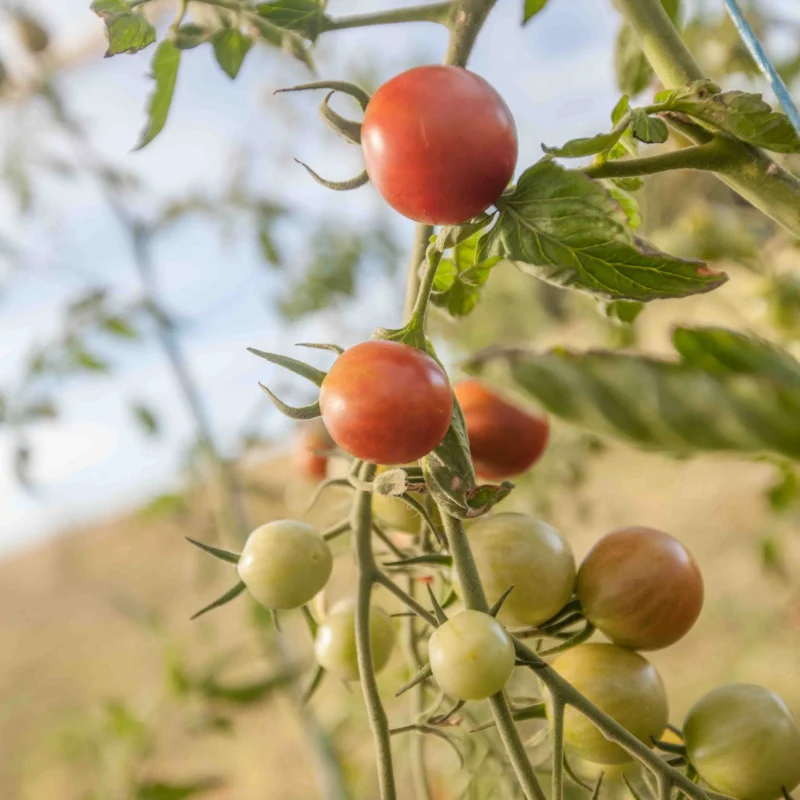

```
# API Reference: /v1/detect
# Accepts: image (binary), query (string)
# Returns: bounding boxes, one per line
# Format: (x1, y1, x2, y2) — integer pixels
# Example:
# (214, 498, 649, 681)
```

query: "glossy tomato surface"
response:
(314, 603, 396, 681)
(429, 610, 515, 700)
(576, 527, 704, 651)
(455, 380, 549, 480)
(361, 66, 518, 225)
(684, 684, 800, 800)
(467, 513, 575, 627)
(319, 340, 453, 465)
(550, 643, 669, 765)
(237, 520, 332, 610)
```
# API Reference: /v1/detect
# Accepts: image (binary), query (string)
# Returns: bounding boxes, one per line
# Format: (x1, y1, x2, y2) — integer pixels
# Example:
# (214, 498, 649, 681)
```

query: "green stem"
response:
(404, 224, 434, 321)
(322, 2, 453, 32)
(551, 699, 565, 800)
(408, 247, 443, 332)
(582, 139, 735, 179)
(352, 461, 397, 800)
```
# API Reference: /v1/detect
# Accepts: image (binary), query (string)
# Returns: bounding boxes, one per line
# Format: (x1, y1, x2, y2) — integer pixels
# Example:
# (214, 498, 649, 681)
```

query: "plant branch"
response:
(404, 224, 434, 321)
(322, 3, 454, 32)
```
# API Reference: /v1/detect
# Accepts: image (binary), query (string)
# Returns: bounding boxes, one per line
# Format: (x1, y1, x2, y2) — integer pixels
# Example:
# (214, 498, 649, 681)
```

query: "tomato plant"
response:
(455, 380, 549, 480)
(576, 526, 704, 650)
(428, 610, 515, 700)
(683, 684, 800, 800)
(314, 602, 396, 682)
(361, 66, 518, 225)
(319, 340, 453, 465)
(237, 520, 333, 610)
(549, 643, 669, 765)
(466, 513, 575, 626)
(293, 419, 334, 480)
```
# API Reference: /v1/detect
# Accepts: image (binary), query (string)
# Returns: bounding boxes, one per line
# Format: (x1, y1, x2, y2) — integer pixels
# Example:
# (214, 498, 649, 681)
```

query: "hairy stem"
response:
(323, 2, 454, 32)
(352, 461, 397, 800)
(404, 224, 435, 321)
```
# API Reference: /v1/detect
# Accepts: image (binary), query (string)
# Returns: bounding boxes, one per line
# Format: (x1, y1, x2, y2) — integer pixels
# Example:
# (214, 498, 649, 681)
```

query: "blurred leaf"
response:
(173, 23, 213, 50)
(615, 24, 653, 96)
(478, 159, 726, 301)
(248, 12, 314, 68)
(760, 537, 787, 580)
(200, 671, 296, 704)
(14, 441, 32, 488)
(104, 700, 148, 743)
(132, 403, 159, 436)
(480, 327, 800, 460)
(141, 493, 186, 519)
(211, 28, 253, 79)
(522, 0, 549, 24)
(101, 316, 139, 339)
(767, 465, 799, 512)
(432, 259, 458, 293)
(91, 0, 156, 57)
(543, 117, 629, 158)
(604, 299, 644, 325)
(630, 108, 668, 144)
(136, 41, 181, 150)
(656, 80, 800, 153)
(69, 288, 107, 317)
(20, 400, 58, 421)
(258, 225, 281, 266)
(256, 0, 326, 41)
(137, 779, 221, 800)
(69, 340, 110, 372)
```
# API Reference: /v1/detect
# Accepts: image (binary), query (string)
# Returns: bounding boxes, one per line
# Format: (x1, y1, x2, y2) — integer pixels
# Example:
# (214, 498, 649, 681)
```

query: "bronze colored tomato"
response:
(319, 341, 453, 465)
(293, 419, 334, 480)
(455, 380, 549, 480)
(361, 66, 518, 225)
(550, 644, 669, 765)
(684, 684, 800, 800)
(576, 527, 703, 651)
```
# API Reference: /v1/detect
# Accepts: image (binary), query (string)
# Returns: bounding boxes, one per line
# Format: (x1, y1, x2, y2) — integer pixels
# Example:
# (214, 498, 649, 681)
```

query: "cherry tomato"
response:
(293, 419, 334, 480)
(237, 520, 332, 609)
(314, 603, 396, 681)
(576, 527, 703, 651)
(549, 643, 669, 765)
(319, 341, 453, 464)
(428, 610, 515, 700)
(455, 380, 549, 480)
(361, 65, 518, 225)
(466, 513, 575, 626)
(684, 684, 800, 800)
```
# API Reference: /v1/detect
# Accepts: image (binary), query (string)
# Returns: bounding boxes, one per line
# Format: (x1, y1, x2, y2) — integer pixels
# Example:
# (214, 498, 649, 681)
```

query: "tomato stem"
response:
(322, 2, 454, 32)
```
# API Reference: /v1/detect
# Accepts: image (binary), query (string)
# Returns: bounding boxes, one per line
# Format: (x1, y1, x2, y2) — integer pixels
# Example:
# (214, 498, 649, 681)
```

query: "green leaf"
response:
(432, 259, 458, 293)
(479, 159, 726, 301)
(658, 80, 800, 153)
(256, 0, 326, 41)
(542, 116, 629, 158)
(258, 225, 281, 266)
(91, 0, 156, 57)
(767, 465, 799, 512)
(611, 95, 630, 126)
(615, 24, 653, 96)
(211, 28, 253, 80)
(142, 493, 186, 519)
(481, 327, 800, 461)
(522, 0, 549, 24)
(173, 23, 212, 50)
(249, 12, 314, 68)
(136, 40, 181, 150)
(630, 108, 668, 144)
(137, 779, 221, 800)
(101, 316, 138, 339)
(69, 341, 109, 372)
(606, 186, 642, 229)
(604, 299, 644, 325)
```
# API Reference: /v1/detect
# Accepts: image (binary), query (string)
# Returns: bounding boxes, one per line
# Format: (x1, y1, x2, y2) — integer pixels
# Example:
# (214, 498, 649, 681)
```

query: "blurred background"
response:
(1, 0, 800, 798)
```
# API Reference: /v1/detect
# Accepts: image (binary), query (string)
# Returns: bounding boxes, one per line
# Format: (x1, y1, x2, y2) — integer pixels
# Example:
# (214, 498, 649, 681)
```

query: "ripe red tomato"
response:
(361, 66, 518, 225)
(454, 380, 549, 480)
(576, 527, 704, 651)
(319, 340, 453, 465)
(293, 420, 333, 480)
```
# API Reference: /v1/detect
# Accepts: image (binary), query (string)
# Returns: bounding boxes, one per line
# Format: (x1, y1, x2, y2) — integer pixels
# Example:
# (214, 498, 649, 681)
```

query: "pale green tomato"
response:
(237, 520, 332, 610)
(314, 604, 396, 681)
(372, 493, 421, 534)
(684, 684, 800, 800)
(549, 644, 669, 765)
(428, 610, 515, 701)
(467, 514, 576, 627)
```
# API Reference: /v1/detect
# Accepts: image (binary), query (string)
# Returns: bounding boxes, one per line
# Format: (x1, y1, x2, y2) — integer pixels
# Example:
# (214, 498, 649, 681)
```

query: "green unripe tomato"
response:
(467, 514, 576, 627)
(549, 644, 669, 765)
(237, 520, 332, 610)
(684, 684, 800, 800)
(428, 610, 515, 701)
(314, 603, 396, 681)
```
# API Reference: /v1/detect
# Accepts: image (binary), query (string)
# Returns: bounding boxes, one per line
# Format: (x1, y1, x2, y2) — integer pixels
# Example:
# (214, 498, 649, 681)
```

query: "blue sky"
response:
(0, 0, 795, 554)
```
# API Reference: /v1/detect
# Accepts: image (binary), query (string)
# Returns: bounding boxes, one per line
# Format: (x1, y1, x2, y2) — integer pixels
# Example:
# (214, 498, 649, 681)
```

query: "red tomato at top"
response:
(455, 379, 549, 480)
(319, 340, 453, 465)
(361, 65, 518, 225)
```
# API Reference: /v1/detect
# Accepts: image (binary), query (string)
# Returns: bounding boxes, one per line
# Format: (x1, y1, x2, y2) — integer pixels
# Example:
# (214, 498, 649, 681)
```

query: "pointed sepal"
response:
(186, 537, 240, 564)
(191, 581, 247, 620)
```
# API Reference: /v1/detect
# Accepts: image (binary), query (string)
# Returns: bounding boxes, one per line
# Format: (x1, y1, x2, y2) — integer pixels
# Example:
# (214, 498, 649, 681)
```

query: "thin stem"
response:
(375, 571, 439, 628)
(441, 514, 487, 609)
(323, 2, 453, 32)
(404, 224, 434, 321)
(351, 462, 397, 800)
(408, 247, 443, 331)
(551, 699, 565, 800)
(443, 0, 498, 67)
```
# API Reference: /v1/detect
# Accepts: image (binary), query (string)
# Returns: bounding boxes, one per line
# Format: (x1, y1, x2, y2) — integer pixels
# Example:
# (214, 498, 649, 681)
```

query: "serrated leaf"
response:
(481, 327, 800, 461)
(630, 108, 668, 144)
(92, 0, 156, 57)
(543, 115, 629, 158)
(615, 24, 653, 96)
(659, 80, 800, 153)
(479, 159, 726, 301)
(211, 28, 253, 80)
(255, 0, 326, 41)
(522, 0, 549, 24)
(136, 40, 181, 150)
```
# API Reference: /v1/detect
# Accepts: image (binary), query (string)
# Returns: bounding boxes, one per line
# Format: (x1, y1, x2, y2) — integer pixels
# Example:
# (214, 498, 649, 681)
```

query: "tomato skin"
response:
(549, 644, 669, 765)
(428, 610, 515, 700)
(361, 66, 518, 225)
(684, 684, 800, 800)
(314, 603, 396, 681)
(237, 520, 332, 610)
(466, 513, 575, 626)
(319, 341, 453, 465)
(293, 420, 334, 480)
(454, 380, 549, 480)
(576, 527, 703, 651)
